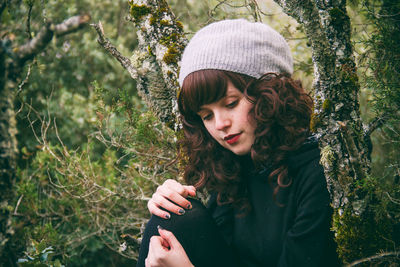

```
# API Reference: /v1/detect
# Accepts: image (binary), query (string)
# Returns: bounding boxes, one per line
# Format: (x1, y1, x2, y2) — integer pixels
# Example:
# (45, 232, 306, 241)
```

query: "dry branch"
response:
(91, 21, 138, 79)
(364, 112, 391, 138)
(16, 14, 91, 65)
(347, 251, 400, 266)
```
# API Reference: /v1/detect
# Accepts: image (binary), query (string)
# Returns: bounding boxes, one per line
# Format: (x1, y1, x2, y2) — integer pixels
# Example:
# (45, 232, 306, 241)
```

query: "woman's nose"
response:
(215, 113, 231, 131)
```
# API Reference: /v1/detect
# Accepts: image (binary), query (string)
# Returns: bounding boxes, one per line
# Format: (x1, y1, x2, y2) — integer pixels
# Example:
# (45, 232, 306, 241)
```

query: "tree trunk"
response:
(0, 53, 18, 265)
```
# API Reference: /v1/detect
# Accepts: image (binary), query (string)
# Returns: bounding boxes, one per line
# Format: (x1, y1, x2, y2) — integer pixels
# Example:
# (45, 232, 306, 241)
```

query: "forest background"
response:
(1, 0, 399, 266)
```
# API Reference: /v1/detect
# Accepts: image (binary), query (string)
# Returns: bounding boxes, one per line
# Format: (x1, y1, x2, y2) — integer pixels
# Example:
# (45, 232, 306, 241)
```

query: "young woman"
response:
(137, 19, 339, 267)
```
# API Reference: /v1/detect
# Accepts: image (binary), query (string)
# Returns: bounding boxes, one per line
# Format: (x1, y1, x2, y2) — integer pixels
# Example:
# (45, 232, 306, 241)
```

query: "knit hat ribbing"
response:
(178, 19, 293, 86)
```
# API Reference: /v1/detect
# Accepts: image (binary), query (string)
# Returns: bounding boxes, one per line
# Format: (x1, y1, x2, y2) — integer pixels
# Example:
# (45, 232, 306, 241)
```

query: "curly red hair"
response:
(178, 70, 313, 210)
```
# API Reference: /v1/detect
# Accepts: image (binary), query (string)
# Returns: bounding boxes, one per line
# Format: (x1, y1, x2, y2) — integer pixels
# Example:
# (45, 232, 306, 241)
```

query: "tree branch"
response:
(52, 14, 91, 37)
(347, 251, 400, 266)
(15, 14, 91, 65)
(26, 1, 33, 39)
(90, 21, 138, 79)
(364, 112, 391, 138)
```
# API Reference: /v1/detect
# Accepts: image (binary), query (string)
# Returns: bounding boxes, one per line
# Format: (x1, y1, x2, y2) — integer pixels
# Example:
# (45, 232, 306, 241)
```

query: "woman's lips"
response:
(224, 133, 241, 144)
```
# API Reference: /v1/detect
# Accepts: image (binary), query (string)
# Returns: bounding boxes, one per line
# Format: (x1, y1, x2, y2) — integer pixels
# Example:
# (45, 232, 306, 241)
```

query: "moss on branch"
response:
(130, 4, 152, 21)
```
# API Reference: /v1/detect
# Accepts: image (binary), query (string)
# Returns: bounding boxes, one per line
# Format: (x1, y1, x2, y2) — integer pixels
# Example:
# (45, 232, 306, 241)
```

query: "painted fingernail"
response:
(178, 209, 185, 215)
(157, 225, 164, 230)
(165, 214, 170, 219)
(187, 203, 192, 209)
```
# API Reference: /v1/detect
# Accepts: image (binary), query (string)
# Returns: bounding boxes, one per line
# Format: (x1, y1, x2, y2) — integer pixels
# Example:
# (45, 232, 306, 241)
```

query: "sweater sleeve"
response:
(278, 159, 339, 267)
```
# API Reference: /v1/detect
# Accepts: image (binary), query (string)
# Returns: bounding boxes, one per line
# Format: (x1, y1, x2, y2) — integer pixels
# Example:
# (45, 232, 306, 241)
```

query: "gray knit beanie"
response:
(178, 19, 293, 86)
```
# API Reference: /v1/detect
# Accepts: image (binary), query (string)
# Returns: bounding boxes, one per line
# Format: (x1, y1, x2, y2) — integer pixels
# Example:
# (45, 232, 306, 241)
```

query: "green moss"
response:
(340, 63, 358, 85)
(149, 15, 157, 25)
(333, 207, 393, 263)
(159, 7, 168, 13)
(328, 7, 347, 27)
(176, 21, 183, 30)
(130, 4, 152, 21)
(163, 46, 179, 65)
(160, 32, 179, 46)
(310, 113, 322, 132)
(147, 45, 153, 56)
(160, 19, 169, 26)
(328, 7, 343, 18)
(322, 99, 332, 112)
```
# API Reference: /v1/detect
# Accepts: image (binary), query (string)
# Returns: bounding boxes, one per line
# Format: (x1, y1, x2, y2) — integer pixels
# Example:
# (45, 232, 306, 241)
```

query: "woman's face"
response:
(197, 82, 256, 155)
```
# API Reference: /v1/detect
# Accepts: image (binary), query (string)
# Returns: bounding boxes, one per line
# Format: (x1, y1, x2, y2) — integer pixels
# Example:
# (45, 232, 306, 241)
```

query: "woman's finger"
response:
(183, 185, 196, 197)
(147, 199, 171, 219)
(164, 179, 189, 196)
(145, 236, 167, 266)
(162, 179, 196, 202)
(149, 236, 168, 252)
(156, 186, 193, 212)
(158, 228, 181, 250)
(152, 191, 188, 215)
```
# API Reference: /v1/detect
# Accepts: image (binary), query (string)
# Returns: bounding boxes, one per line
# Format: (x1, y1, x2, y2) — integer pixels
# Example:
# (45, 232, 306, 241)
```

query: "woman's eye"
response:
(226, 100, 238, 108)
(202, 114, 212, 121)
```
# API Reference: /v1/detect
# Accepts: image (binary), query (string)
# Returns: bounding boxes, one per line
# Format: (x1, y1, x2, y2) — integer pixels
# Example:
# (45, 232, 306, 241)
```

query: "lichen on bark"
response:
(128, 0, 187, 129)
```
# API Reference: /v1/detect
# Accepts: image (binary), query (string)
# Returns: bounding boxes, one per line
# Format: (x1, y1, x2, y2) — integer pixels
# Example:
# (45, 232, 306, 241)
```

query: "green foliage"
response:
(354, 0, 400, 180)
(18, 245, 64, 267)
(362, 1, 400, 115)
(13, 79, 179, 265)
(18, 246, 64, 267)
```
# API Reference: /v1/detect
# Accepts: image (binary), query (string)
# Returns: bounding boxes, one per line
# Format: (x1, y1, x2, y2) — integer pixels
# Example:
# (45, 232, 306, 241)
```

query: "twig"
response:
(247, 0, 262, 22)
(26, 1, 33, 39)
(16, 60, 34, 95)
(385, 192, 400, 205)
(346, 251, 400, 266)
(364, 112, 391, 138)
(14, 195, 24, 215)
(90, 21, 138, 79)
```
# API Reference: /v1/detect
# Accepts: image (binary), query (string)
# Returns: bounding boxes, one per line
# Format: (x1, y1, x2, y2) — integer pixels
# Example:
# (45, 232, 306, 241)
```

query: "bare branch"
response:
(16, 61, 34, 95)
(90, 21, 138, 79)
(347, 251, 400, 266)
(16, 14, 91, 65)
(52, 14, 90, 36)
(364, 112, 391, 137)
(26, 1, 33, 39)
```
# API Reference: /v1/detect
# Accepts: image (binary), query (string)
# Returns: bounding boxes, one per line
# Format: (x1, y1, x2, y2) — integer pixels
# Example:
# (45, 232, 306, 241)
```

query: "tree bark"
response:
(0, 48, 18, 265)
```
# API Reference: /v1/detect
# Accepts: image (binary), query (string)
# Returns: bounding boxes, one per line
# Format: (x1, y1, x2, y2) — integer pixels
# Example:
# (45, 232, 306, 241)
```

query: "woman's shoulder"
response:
(287, 135, 322, 174)
(286, 136, 329, 196)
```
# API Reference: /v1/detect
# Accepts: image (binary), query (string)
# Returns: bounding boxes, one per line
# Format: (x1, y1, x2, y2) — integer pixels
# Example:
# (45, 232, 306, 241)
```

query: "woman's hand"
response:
(145, 227, 194, 267)
(147, 179, 196, 219)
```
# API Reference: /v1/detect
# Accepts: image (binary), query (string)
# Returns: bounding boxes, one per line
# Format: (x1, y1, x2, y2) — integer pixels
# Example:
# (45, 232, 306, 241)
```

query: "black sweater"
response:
(207, 139, 340, 267)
